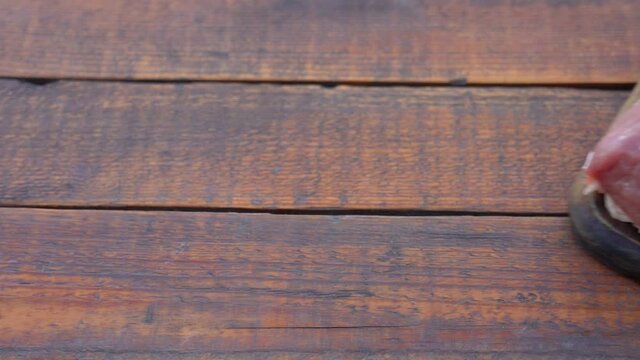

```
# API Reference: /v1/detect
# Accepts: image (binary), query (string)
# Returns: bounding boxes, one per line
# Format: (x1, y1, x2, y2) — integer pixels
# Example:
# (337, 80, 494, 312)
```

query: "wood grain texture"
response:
(0, 352, 635, 360)
(0, 80, 626, 212)
(0, 0, 638, 83)
(1, 208, 639, 357)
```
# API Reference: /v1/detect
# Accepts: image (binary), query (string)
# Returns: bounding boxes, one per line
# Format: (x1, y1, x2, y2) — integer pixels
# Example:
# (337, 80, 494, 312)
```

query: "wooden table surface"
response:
(1, 1, 640, 359)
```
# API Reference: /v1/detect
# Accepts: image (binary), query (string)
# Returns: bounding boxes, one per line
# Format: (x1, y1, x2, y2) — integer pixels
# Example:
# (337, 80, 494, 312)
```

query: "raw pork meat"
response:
(586, 100, 640, 227)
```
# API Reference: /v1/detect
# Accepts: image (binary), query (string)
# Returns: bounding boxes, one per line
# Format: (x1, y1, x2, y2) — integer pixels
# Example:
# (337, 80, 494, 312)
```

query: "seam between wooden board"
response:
(3, 77, 636, 91)
(0, 204, 567, 218)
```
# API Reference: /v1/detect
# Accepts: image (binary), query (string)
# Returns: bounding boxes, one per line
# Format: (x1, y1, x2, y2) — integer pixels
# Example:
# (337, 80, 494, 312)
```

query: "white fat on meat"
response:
(583, 152, 634, 226)
(605, 195, 632, 223)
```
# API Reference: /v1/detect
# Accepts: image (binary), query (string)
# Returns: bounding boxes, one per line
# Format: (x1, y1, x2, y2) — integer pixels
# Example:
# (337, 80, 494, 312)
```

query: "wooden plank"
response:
(0, 0, 638, 83)
(1, 208, 639, 357)
(0, 351, 635, 360)
(0, 80, 626, 212)
(0, 80, 627, 212)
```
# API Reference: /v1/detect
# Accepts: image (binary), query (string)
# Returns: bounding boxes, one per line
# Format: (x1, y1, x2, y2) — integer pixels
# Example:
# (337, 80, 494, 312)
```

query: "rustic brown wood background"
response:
(1, 1, 640, 359)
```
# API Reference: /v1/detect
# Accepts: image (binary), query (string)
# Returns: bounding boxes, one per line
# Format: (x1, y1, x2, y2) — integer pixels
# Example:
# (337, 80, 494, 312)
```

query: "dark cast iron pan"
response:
(569, 82, 640, 279)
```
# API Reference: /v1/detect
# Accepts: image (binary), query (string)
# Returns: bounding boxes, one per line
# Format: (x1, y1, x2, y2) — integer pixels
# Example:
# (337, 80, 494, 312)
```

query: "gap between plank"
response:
(6, 77, 635, 91)
(0, 204, 567, 218)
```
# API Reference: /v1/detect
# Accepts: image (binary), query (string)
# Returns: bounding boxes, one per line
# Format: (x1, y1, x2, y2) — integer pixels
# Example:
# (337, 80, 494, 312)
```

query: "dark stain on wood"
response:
(144, 304, 156, 324)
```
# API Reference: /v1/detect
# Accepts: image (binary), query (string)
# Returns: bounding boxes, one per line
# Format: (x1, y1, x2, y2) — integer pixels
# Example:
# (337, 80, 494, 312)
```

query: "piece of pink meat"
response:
(586, 100, 640, 227)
